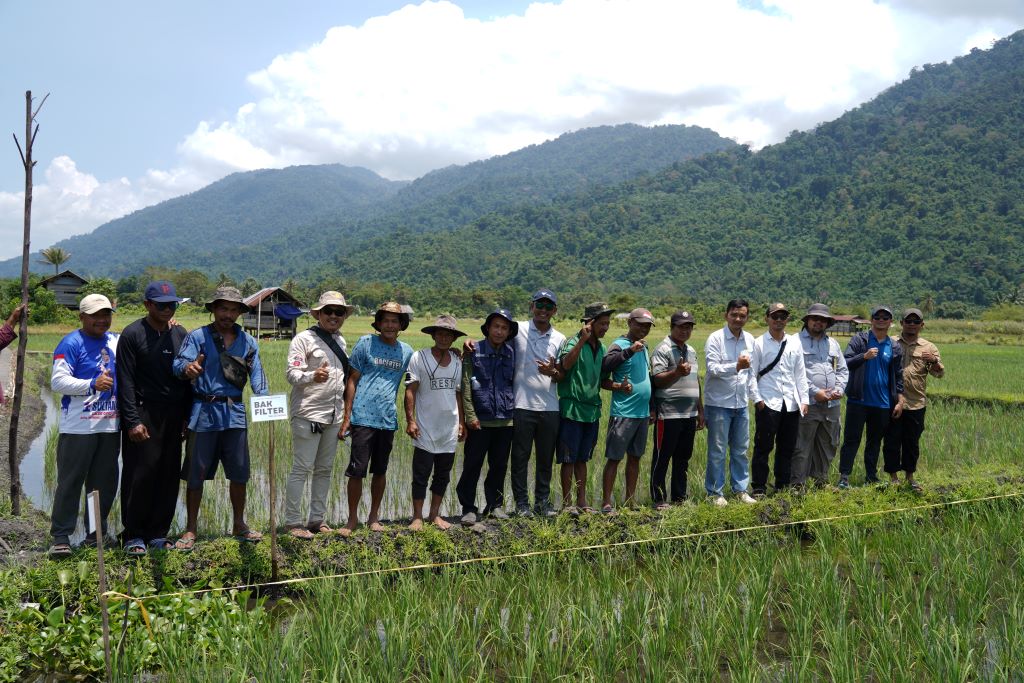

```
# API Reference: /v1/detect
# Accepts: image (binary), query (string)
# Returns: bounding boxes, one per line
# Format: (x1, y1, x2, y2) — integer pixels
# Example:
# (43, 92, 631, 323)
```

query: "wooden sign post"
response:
(88, 490, 112, 681)
(250, 394, 288, 581)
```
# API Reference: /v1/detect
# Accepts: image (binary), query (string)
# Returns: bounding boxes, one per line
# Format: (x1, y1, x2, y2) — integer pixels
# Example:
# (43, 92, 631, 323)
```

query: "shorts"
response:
(605, 416, 649, 461)
(345, 425, 395, 478)
(556, 417, 599, 464)
(184, 429, 250, 489)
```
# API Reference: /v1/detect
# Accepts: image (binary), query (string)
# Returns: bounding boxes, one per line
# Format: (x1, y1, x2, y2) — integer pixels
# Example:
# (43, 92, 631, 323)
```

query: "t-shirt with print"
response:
(349, 334, 414, 431)
(407, 348, 462, 454)
(51, 330, 120, 434)
(607, 336, 652, 419)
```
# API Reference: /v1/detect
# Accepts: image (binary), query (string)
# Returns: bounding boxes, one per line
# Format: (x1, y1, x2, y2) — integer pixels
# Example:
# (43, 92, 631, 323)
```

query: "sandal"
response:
(601, 504, 615, 515)
(309, 522, 333, 534)
(654, 502, 671, 511)
(148, 538, 173, 551)
(909, 481, 924, 493)
(233, 528, 263, 544)
(288, 526, 314, 540)
(581, 506, 597, 514)
(125, 538, 147, 556)
(175, 533, 197, 552)
(48, 543, 72, 559)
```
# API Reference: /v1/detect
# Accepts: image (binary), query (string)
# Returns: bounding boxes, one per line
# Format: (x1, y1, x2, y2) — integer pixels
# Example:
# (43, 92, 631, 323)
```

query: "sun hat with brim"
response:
(205, 286, 250, 313)
(581, 302, 615, 322)
(801, 303, 835, 326)
(79, 294, 115, 315)
(311, 291, 353, 314)
(372, 301, 410, 331)
(421, 314, 466, 338)
(481, 308, 519, 338)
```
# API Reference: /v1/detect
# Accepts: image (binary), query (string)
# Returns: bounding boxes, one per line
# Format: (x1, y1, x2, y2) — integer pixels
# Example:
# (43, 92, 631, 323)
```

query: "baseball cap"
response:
(531, 289, 557, 304)
(79, 294, 115, 315)
(766, 302, 790, 316)
(628, 308, 655, 325)
(670, 311, 695, 326)
(144, 280, 183, 303)
(901, 307, 924, 321)
(871, 305, 894, 318)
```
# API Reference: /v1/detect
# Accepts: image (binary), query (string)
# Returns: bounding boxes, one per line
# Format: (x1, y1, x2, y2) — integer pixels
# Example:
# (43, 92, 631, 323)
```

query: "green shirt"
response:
(557, 335, 606, 423)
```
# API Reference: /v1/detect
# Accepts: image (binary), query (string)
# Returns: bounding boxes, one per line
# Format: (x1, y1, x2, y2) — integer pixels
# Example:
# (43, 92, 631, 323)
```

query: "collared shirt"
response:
(798, 328, 848, 408)
(286, 327, 348, 425)
(704, 325, 756, 409)
(897, 336, 943, 410)
(52, 330, 120, 434)
(557, 334, 606, 423)
(513, 320, 565, 412)
(174, 324, 268, 432)
(650, 336, 700, 419)
(750, 331, 809, 412)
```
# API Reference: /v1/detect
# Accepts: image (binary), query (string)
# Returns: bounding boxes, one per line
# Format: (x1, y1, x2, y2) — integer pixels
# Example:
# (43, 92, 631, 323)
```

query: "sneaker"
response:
(460, 511, 477, 526)
(488, 508, 510, 521)
(865, 475, 881, 485)
(536, 504, 558, 519)
(837, 476, 851, 490)
(736, 492, 757, 504)
(516, 505, 534, 518)
(711, 496, 728, 508)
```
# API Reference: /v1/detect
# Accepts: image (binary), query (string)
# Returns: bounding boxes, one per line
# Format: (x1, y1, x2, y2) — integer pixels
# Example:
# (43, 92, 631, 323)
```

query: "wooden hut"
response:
(39, 270, 89, 309)
(830, 315, 868, 336)
(242, 287, 306, 339)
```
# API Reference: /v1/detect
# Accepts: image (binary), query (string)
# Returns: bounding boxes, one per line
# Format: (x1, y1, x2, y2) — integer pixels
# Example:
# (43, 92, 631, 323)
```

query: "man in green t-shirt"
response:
(556, 303, 614, 514)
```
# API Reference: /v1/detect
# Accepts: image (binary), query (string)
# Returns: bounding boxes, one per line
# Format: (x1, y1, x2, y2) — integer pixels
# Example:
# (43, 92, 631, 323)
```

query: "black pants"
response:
(50, 432, 120, 545)
(456, 426, 513, 514)
(751, 406, 800, 493)
(883, 407, 926, 474)
(411, 448, 456, 500)
(650, 417, 697, 503)
(838, 402, 891, 479)
(121, 404, 186, 543)
(510, 409, 559, 510)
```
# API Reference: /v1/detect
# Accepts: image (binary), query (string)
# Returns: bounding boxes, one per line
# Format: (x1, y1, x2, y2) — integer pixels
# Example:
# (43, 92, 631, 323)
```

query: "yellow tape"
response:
(104, 591, 155, 639)
(103, 490, 1023, 607)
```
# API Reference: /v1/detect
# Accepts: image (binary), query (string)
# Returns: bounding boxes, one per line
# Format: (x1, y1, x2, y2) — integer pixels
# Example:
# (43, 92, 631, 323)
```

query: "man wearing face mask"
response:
(116, 281, 191, 556)
(283, 291, 352, 539)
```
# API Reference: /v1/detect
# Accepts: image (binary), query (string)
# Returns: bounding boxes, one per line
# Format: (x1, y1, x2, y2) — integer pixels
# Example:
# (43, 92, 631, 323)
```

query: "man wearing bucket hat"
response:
(173, 286, 268, 550)
(405, 315, 466, 531)
(599, 307, 655, 513)
(790, 303, 848, 489)
(555, 302, 614, 513)
(456, 308, 518, 525)
(116, 281, 192, 555)
(748, 303, 809, 497)
(837, 305, 905, 489)
(338, 301, 414, 535)
(882, 308, 944, 492)
(282, 291, 352, 539)
(48, 294, 120, 558)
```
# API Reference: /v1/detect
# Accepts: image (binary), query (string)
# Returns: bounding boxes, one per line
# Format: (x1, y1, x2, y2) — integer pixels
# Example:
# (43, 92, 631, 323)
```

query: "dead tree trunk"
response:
(8, 90, 47, 515)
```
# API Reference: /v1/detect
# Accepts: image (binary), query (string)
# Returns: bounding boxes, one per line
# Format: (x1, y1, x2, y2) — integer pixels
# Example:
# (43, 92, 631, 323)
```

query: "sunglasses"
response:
(320, 307, 348, 317)
(768, 312, 789, 321)
(152, 301, 177, 311)
(533, 301, 555, 311)
(903, 318, 923, 325)
(872, 314, 892, 321)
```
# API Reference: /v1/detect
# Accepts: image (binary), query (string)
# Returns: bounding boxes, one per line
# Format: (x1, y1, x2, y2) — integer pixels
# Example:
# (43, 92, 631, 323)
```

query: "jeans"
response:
(704, 405, 750, 497)
(838, 402, 890, 479)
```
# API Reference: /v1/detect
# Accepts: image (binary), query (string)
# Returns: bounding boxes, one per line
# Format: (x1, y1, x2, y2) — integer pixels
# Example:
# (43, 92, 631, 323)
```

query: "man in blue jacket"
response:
(837, 305, 905, 488)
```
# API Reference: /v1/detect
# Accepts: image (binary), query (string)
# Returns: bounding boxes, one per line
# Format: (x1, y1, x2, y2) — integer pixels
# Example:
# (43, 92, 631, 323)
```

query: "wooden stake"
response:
(268, 419, 279, 581)
(90, 490, 113, 682)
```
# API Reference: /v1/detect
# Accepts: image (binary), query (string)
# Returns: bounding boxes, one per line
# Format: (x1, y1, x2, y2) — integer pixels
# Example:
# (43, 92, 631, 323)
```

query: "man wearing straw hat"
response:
(283, 291, 352, 539)
(790, 303, 848, 490)
(556, 302, 614, 514)
(47, 294, 120, 558)
(405, 315, 466, 531)
(339, 301, 414, 535)
(173, 286, 268, 550)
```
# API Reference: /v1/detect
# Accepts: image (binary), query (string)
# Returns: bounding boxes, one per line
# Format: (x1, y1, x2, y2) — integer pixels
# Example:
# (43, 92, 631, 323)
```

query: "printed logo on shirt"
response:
(429, 377, 457, 391)
(373, 356, 404, 371)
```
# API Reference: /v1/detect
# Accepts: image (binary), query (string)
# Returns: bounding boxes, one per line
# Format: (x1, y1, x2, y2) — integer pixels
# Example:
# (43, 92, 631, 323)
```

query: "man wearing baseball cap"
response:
(791, 304, 848, 489)
(649, 310, 704, 508)
(749, 303, 809, 497)
(48, 293, 120, 557)
(837, 305, 905, 489)
(116, 281, 191, 555)
(283, 291, 352, 539)
(599, 307, 655, 512)
(173, 286, 268, 549)
(882, 308, 943, 492)
(556, 302, 614, 513)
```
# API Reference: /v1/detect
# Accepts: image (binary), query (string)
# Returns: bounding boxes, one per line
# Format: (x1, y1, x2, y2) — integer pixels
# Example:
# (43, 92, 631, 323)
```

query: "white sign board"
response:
(250, 394, 289, 423)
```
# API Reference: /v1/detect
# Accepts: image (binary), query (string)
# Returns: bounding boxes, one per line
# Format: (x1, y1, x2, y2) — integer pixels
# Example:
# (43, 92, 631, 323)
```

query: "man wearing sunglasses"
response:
(116, 281, 191, 555)
(882, 308, 943, 492)
(837, 305, 905, 489)
(749, 303, 809, 497)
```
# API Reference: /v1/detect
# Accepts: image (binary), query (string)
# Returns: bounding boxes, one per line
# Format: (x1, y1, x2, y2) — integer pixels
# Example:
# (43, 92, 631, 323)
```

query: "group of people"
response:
(38, 282, 943, 557)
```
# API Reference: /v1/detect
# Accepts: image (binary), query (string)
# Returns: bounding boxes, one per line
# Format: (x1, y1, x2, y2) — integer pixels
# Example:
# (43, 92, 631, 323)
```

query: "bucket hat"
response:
(421, 314, 466, 338)
(801, 303, 835, 326)
(481, 308, 519, 338)
(311, 291, 353, 314)
(372, 301, 410, 331)
(205, 286, 250, 313)
(581, 302, 615, 322)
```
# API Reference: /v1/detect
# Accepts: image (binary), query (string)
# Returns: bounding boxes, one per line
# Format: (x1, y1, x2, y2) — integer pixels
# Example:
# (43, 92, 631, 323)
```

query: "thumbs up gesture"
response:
(185, 353, 205, 380)
(313, 360, 330, 383)
(94, 368, 113, 392)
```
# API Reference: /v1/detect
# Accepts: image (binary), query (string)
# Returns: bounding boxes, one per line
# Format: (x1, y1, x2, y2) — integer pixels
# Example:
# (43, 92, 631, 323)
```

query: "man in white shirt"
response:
(703, 298, 757, 507)
(749, 303, 809, 497)
(510, 289, 566, 517)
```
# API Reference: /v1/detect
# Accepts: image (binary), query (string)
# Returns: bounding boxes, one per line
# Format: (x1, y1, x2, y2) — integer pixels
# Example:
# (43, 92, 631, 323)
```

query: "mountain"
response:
(325, 31, 1024, 316)
(0, 123, 737, 280)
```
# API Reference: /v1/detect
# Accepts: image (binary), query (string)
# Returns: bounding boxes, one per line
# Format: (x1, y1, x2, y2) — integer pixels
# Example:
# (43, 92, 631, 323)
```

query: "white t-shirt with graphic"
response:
(406, 349, 462, 454)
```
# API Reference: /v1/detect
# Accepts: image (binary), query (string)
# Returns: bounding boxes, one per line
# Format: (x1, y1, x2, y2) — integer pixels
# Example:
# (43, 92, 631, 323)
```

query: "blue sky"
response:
(1, 0, 1021, 259)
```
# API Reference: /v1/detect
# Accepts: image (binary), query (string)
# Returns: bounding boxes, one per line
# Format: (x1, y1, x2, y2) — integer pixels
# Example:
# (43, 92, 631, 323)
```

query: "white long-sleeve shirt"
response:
(750, 331, 810, 412)
(704, 326, 756, 409)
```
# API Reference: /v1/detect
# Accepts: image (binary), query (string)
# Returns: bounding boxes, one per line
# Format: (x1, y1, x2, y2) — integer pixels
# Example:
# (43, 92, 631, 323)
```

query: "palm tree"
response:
(38, 246, 71, 275)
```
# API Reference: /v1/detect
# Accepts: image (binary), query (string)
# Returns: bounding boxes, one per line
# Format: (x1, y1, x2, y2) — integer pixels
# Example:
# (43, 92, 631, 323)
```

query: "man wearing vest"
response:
(173, 286, 268, 550)
(749, 303, 809, 497)
(283, 291, 352, 539)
